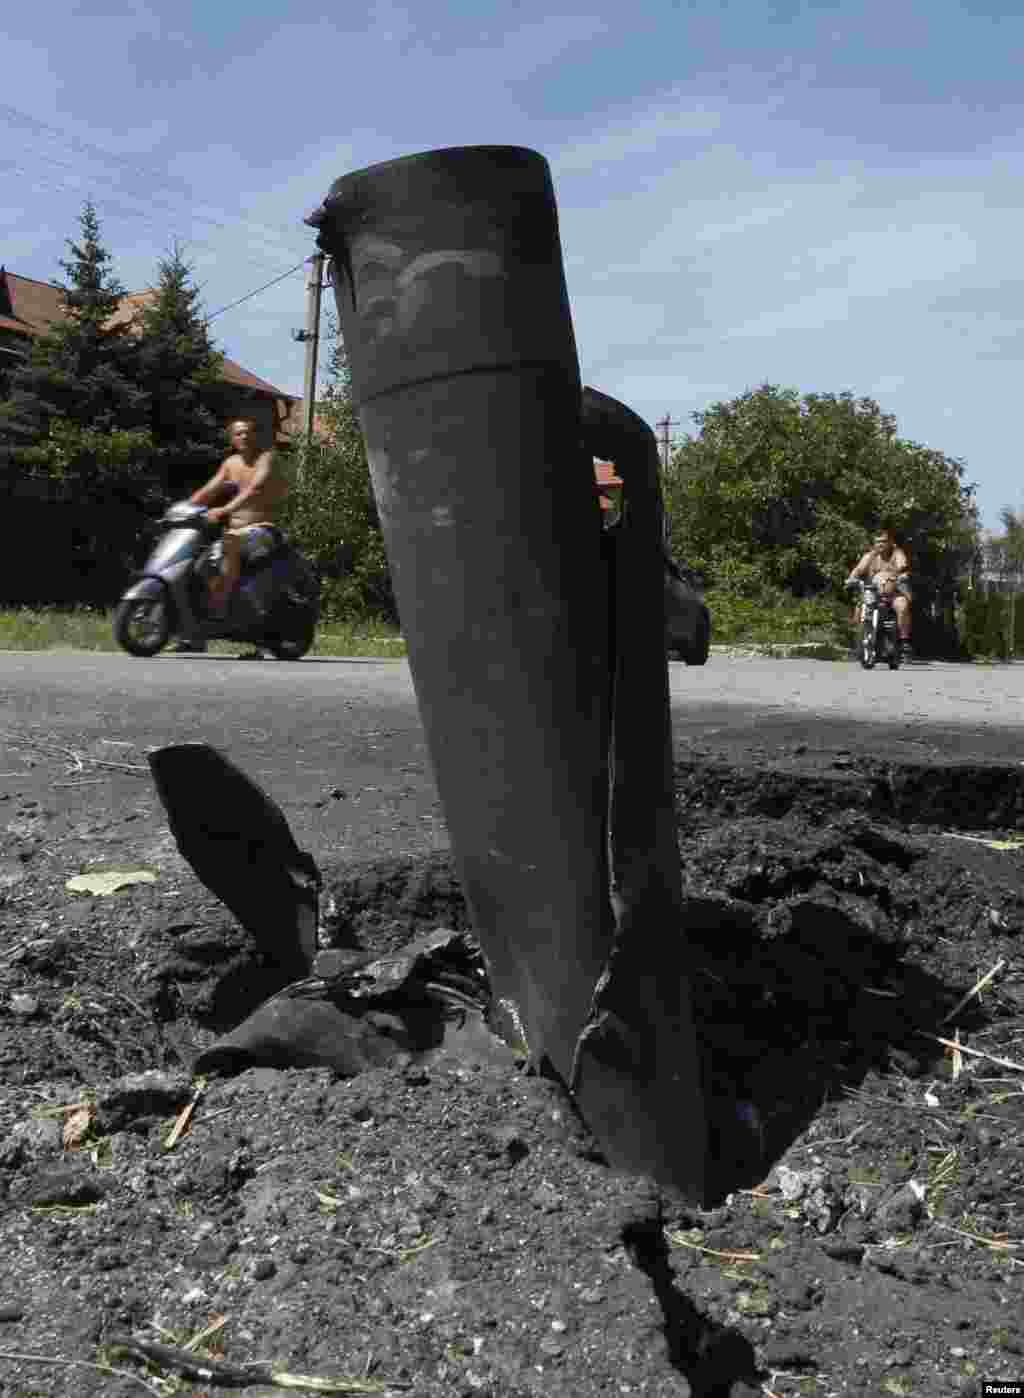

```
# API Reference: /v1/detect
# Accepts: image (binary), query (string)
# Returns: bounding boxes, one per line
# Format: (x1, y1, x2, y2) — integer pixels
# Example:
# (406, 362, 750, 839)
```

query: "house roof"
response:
(221, 358, 296, 398)
(0, 269, 65, 337)
(0, 268, 297, 402)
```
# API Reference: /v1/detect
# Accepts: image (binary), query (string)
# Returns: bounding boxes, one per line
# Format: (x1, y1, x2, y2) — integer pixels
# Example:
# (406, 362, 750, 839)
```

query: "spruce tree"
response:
(5, 202, 148, 441)
(1, 200, 152, 504)
(130, 243, 226, 492)
(0, 202, 157, 602)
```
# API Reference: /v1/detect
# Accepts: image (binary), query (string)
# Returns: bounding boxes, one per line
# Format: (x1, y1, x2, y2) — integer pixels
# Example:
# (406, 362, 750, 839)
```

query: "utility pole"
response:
(294, 252, 326, 445)
(656, 413, 680, 546)
(656, 413, 680, 477)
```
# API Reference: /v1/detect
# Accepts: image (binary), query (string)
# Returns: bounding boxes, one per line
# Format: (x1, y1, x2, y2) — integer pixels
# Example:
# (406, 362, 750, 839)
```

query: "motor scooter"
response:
(113, 501, 319, 659)
(850, 578, 902, 671)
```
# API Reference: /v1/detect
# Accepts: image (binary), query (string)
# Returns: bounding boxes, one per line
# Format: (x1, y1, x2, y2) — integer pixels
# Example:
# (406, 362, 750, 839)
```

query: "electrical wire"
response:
(2, 102, 321, 344)
(205, 260, 308, 322)
(4, 159, 305, 280)
(0, 101, 310, 246)
(3, 149, 308, 269)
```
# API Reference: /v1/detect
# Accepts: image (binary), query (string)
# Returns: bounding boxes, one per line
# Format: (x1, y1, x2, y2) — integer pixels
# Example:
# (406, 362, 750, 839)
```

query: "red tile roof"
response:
(0, 270, 68, 336)
(220, 358, 296, 397)
(0, 268, 296, 401)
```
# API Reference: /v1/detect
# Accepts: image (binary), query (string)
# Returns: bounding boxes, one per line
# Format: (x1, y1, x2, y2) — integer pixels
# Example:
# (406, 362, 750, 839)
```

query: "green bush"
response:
(955, 588, 1024, 659)
(1009, 592, 1024, 656)
(985, 592, 1010, 659)
(705, 585, 849, 646)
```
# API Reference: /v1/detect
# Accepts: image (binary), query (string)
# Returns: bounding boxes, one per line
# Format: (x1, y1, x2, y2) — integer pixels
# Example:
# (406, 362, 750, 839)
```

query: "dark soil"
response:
(1, 739, 1023, 1397)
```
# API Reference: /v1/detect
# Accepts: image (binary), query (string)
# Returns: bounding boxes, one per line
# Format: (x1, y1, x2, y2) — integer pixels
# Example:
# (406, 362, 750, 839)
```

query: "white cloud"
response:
(540, 81, 1024, 521)
(9, 2, 1024, 527)
(2, 36, 61, 112)
(451, 11, 609, 78)
(552, 94, 723, 175)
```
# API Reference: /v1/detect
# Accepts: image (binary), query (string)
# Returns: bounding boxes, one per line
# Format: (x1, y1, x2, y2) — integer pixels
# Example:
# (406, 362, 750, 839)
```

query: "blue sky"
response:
(4, 0, 1022, 530)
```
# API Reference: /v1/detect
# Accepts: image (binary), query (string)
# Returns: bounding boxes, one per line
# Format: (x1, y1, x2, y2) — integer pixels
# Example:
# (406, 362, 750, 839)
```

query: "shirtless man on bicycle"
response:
(846, 526, 913, 659)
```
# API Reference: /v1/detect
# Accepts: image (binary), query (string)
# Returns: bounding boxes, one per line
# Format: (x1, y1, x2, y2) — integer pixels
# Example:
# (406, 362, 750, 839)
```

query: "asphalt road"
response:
(1, 651, 1022, 868)
(2, 649, 1023, 752)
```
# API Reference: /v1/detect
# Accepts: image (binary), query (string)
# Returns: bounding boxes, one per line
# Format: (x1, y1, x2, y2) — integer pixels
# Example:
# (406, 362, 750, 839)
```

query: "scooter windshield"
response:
(147, 528, 200, 573)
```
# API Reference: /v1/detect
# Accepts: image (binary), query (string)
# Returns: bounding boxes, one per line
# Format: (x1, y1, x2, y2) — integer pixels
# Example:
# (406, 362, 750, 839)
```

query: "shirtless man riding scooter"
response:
(173, 419, 290, 653)
(845, 526, 913, 661)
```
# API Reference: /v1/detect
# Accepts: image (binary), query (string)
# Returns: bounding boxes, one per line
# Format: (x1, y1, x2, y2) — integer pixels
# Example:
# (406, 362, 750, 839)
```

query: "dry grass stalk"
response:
(183, 1315, 227, 1353)
(32, 1101, 93, 1118)
(193, 1106, 234, 1126)
(933, 1221, 1021, 1251)
(108, 1332, 410, 1392)
(928, 1148, 959, 1188)
(942, 960, 1007, 1025)
(0, 1349, 157, 1395)
(271, 1373, 410, 1393)
(951, 1029, 963, 1081)
(163, 1080, 206, 1152)
(1, 730, 149, 775)
(941, 832, 1024, 851)
(811, 1124, 867, 1148)
(665, 1231, 761, 1262)
(983, 1089, 1024, 1106)
(397, 1235, 438, 1263)
(920, 1033, 1024, 1074)
(146, 1321, 181, 1344)
(30, 1202, 100, 1216)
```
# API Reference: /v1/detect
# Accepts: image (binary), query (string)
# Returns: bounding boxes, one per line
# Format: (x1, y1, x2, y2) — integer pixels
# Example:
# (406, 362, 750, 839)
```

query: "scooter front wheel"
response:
(860, 619, 877, 670)
(114, 597, 171, 656)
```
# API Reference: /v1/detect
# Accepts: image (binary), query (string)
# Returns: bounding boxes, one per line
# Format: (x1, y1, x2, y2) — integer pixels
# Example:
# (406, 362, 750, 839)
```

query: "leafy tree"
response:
(993, 507, 1024, 584)
(664, 383, 978, 598)
(279, 325, 396, 623)
(128, 243, 225, 492)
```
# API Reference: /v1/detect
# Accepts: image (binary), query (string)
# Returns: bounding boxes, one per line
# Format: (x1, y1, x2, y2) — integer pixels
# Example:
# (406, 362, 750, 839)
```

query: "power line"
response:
(206, 260, 308, 322)
(3, 149, 308, 269)
(0, 101, 310, 247)
(0, 101, 194, 198)
(0, 109, 314, 294)
(5, 160, 306, 281)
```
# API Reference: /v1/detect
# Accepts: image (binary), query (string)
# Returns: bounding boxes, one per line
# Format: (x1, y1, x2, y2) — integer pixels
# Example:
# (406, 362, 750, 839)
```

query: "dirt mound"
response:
(1, 755, 1022, 1395)
(322, 851, 473, 954)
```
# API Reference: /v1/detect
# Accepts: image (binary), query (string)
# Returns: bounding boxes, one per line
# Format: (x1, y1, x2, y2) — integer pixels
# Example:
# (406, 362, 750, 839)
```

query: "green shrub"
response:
(705, 585, 849, 646)
(955, 588, 1024, 659)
